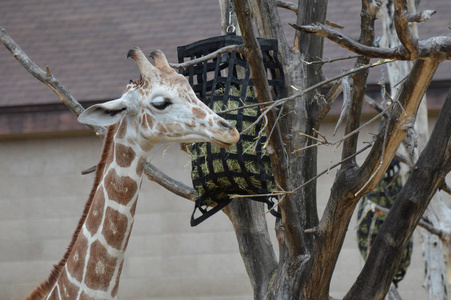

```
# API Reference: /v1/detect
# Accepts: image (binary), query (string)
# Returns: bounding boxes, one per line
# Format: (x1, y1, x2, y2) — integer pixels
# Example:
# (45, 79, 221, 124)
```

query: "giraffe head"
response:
(78, 47, 239, 152)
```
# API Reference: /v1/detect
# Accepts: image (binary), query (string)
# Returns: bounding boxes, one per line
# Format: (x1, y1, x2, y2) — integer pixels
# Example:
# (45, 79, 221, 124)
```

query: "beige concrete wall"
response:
(0, 119, 435, 299)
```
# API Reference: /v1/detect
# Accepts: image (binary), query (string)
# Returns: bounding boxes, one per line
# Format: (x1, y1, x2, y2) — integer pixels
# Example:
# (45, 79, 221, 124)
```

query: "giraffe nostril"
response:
(218, 120, 233, 130)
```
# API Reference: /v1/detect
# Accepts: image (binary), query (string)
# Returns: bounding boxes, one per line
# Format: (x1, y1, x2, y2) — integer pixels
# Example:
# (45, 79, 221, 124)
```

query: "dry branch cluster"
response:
(1, 0, 451, 299)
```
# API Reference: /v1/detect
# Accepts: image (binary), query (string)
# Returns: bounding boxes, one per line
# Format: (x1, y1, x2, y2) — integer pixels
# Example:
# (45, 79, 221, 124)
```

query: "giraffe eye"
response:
(151, 97, 172, 110)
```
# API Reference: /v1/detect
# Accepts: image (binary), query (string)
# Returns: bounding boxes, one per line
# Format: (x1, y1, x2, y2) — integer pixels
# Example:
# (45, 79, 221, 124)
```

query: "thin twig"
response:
(362, 199, 449, 240)
(309, 55, 362, 65)
(378, 81, 407, 116)
(170, 44, 244, 69)
(364, 95, 385, 114)
(291, 106, 389, 156)
(275, 0, 298, 13)
(440, 181, 451, 195)
(299, 131, 326, 144)
(263, 103, 285, 150)
(219, 58, 396, 118)
(355, 116, 390, 197)
(232, 143, 373, 201)
(337, 107, 391, 147)
(291, 142, 323, 154)
(241, 60, 394, 135)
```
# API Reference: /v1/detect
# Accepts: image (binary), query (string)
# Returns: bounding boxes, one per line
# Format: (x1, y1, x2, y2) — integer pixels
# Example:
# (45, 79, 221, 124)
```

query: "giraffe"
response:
(27, 47, 240, 300)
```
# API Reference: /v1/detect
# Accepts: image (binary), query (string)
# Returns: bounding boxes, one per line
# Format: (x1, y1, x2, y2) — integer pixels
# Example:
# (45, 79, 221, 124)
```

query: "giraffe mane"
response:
(26, 124, 118, 300)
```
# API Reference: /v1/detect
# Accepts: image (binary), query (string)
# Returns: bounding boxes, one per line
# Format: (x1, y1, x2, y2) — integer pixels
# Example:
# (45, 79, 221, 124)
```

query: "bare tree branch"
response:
(229, 58, 395, 132)
(0, 25, 196, 201)
(342, 0, 380, 164)
(233, 0, 303, 256)
(440, 181, 451, 195)
(275, 0, 297, 13)
(276, 0, 343, 29)
(144, 162, 196, 201)
(299, 4, 383, 293)
(364, 199, 450, 241)
(333, 75, 351, 135)
(223, 200, 278, 300)
(406, 9, 436, 23)
(291, 22, 451, 60)
(291, 22, 409, 60)
(0, 26, 106, 136)
(169, 44, 244, 69)
(357, 58, 439, 196)
(364, 95, 385, 114)
(345, 88, 451, 300)
(394, 0, 420, 59)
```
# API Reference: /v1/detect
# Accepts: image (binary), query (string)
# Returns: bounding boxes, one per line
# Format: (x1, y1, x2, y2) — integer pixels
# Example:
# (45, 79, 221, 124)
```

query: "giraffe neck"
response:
(31, 120, 150, 300)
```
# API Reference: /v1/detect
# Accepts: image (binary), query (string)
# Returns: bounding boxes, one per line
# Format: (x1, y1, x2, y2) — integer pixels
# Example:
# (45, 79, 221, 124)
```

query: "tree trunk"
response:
(345, 86, 451, 299)
(216, 0, 451, 299)
(381, 1, 451, 298)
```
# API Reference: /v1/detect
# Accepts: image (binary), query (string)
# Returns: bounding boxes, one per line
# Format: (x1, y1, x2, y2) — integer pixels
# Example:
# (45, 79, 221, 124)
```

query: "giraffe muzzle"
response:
(211, 119, 240, 148)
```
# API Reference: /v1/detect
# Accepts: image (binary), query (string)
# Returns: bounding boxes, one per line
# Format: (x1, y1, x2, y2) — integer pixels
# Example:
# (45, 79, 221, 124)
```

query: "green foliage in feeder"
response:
(187, 86, 276, 207)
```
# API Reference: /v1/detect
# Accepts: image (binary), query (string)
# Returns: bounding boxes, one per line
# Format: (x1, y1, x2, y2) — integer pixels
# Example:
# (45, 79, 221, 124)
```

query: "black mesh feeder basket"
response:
(177, 34, 284, 226)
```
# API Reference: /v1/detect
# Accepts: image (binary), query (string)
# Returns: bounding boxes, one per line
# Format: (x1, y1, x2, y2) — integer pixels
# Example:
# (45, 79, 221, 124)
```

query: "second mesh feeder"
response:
(177, 34, 284, 226)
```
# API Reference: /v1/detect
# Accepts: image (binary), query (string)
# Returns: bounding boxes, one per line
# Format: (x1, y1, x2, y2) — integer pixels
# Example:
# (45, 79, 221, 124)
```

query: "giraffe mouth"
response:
(211, 138, 234, 148)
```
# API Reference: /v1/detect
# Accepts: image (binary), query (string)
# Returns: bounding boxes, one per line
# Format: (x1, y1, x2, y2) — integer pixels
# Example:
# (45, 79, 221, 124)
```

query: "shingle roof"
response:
(0, 0, 450, 135)
(0, 0, 224, 107)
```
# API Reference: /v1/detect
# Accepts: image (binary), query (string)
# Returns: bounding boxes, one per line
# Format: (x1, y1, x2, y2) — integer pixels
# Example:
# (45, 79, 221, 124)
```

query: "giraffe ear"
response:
(78, 98, 130, 126)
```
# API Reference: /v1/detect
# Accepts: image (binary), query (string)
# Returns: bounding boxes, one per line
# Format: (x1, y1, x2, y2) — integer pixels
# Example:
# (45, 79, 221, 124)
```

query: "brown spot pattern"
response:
(79, 291, 97, 300)
(185, 120, 196, 128)
(174, 123, 183, 132)
(58, 268, 80, 299)
(192, 107, 207, 119)
(116, 119, 127, 139)
(156, 123, 167, 133)
(121, 201, 137, 253)
(136, 158, 145, 176)
(85, 186, 105, 235)
(165, 122, 176, 132)
(104, 149, 115, 171)
(66, 234, 89, 282)
(143, 113, 155, 130)
(104, 169, 138, 206)
(141, 114, 148, 130)
(111, 259, 124, 297)
(46, 285, 59, 299)
(115, 143, 136, 168)
(85, 240, 117, 291)
(101, 207, 129, 250)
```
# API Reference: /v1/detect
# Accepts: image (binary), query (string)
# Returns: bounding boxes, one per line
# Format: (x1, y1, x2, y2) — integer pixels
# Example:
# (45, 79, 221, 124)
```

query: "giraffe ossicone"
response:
(27, 47, 239, 300)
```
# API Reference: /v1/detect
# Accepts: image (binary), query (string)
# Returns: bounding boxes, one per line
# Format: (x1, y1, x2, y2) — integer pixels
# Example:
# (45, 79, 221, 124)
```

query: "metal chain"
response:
(226, 0, 236, 34)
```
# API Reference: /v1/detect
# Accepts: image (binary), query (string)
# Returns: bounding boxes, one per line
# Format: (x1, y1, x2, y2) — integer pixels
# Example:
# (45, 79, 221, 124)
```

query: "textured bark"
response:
(345, 88, 451, 299)
(342, 0, 380, 164)
(223, 201, 277, 300)
(224, 0, 450, 299)
(421, 199, 451, 300)
(235, 1, 328, 298)
(381, 1, 450, 298)
(292, 23, 451, 60)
